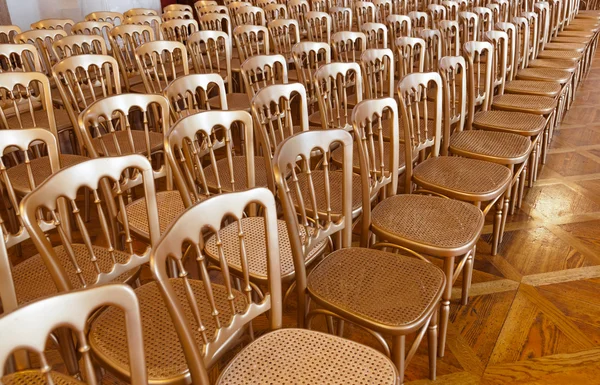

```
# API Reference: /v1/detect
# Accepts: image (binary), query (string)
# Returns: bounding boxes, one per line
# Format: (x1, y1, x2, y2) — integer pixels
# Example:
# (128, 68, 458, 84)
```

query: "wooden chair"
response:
(240, 54, 288, 102)
(164, 73, 228, 120)
(161, 19, 199, 44)
(109, 24, 156, 92)
(135, 40, 189, 94)
(264, 3, 289, 22)
(162, 10, 195, 21)
(331, 31, 367, 62)
(268, 19, 301, 72)
(85, 11, 123, 25)
(440, 20, 461, 56)
(124, 8, 159, 17)
(0, 43, 42, 72)
(361, 22, 388, 49)
(14, 29, 68, 79)
(124, 15, 163, 40)
(51, 34, 108, 60)
(360, 48, 394, 99)
(395, 36, 426, 78)
(233, 25, 270, 63)
(236, 6, 267, 26)
(354, 1, 376, 26)
(164, 3, 193, 12)
(292, 41, 331, 114)
(420, 28, 443, 71)
(306, 11, 333, 43)
(0, 25, 21, 43)
(30, 18, 75, 34)
(387, 14, 412, 51)
(330, 6, 353, 32)
(288, 0, 311, 35)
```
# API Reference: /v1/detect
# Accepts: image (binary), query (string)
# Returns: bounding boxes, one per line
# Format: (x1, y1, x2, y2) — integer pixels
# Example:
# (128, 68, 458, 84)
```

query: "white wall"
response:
(7, 0, 161, 29)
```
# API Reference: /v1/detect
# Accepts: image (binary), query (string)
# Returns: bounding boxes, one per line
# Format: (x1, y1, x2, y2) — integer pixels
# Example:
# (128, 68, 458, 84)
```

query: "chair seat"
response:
(309, 247, 444, 328)
(330, 140, 408, 174)
(5, 106, 72, 133)
(309, 108, 353, 129)
(216, 328, 398, 384)
(559, 30, 595, 38)
(504, 80, 562, 98)
(204, 217, 327, 280)
(472, 111, 546, 137)
(129, 82, 148, 94)
(208, 92, 250, 110)
(517, 68, 572, 84)
(536, 50, 582, 61)
(2, 370, 84, 385)
(124, 190, 190, 239)
(90, 279, 247, 383)
(543, 42, 587, 53)
(551, 36, 591, 45)
(6, 154, 87, 195)
(563, 23, 600, 32)
(528, 58, 578, 72)
(449, 130, 531, 164)
(371, 194, 484, 255)
(492, 94, 557, 115)
(204, 156, 269, 193)
(92, 130, 164, 156)
(12, 244, 135, 306)
(413, 156, 512, 201)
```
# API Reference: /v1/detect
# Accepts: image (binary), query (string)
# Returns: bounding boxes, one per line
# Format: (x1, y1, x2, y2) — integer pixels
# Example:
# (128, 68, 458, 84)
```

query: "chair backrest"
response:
(268, 19, 301, 61)
(150, 187, 282, 384)
(330, 6, 353, 32)
(395, 36, 426, 78)
(409, 11, 429, 33)
(373, 0, 393, 23)
(522, 11, 539, 60)
(251, 83, 309, 190)
(534, 1, 550, 49)
(331, 31, 367, 62)
(198, 12, 233, 41)
(124, 8, 159, 17)
(163, 10, 195, 21)
(135, 40, 189, 94)
(51, 34, 108, 60)
(52, 54, 121, 148)
(30, 18, 75, 34)
(164, 73, 228, 120)
(314, 62, 363, 130)
(420, 28, 442, 71)
(85, 11, 123, 25)
(291, 41, 331, 112)
(442, 0, 460, 20)
(72, 21, 113, 37)
(0, 43, 42, 72)
(165, 4, 193, 12)
(109, 25, 156, 90)
(496, 21, 517, 81)
(397, 72, 443, 191)
(233, 25, 270, 62)
(194, 0, 220, 16)
(241, 54, 288, 100)
(485, 30, 509, 96)
(428, 4, 447, 28)
(196, 4, 228, 17)
(124, 15, 163, 40)
(161, 19, 199, 44)
(187, 31, 233, 93)
(228, 1, 253, 29)
(14, 29, 68, 77)
(458, 11, 479, 42)
(360, 48, 394, 99)
(361, 22, 388, 49)
(21, 154, 160, 291)
(264, 3, 289, 22)
(392, 0, 419, 14)
(387, 14, 411, 51)
(512, 16, 530, 69)
(439, 55, 467, 139)
(166, 110, 256, 204)
(305, 11, 332, 43)
(439, 20, 460, 56)
(288, 0, 311, 29)
(474, 6, 494, 37)
(0, 25, 21, 43)
(463, 41, 494, 127)
(354, 1, 376, 25)
(0, 284, 148, 385)
(236, 6, 267, 26)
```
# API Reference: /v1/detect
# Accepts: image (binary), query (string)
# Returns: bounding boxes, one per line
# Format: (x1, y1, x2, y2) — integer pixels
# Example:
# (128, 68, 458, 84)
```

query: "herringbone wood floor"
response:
(16, 47, 600, 385)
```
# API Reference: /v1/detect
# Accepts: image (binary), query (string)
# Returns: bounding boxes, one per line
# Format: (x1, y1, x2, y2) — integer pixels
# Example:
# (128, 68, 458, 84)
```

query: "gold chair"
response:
(14, 29, 68, 79)
(474, 6, 494, 37)
(0, 25, 21, 43)
(194, 0, 220, 15)
(305, 11, 333, 43)
(442, 0, 460, 21)
(291, 41, 331, 114)
(51, 34, 108, 59)
(268, 19, 301, 76)
(428, 4, 448, 28)
(72, 20, 113, 37)
(440, 20, 461, 56)
(198, 13, 233, 43)
(373, 0, 393, 23)
(360, 47, 395, 99)
(288, 0, 311, 34)
(395, 36, 426, 78)
(0, 284, 148, 385)
(164, 73, 228, 120)
(161, 19, 199, 44)
(77, 94, 171, 238)
(135, 40, 190, 94)
(264, 3, 289, 22)
(362, 22, 389, 49)
(85, 11, 123, 25)
(408, 10, 430, 34)
(240, 54, 289, 103)
(233, 25, 271, 63)
(387, 14, 412, 51)
(355, 1, 376, 25)
(274, 121, 443, 382)
(124, 8, 159, 17)
(312, 62, 363, 130)
(124, 15, 163, 40)
(162, 10, 195, 21)
(236, 5, 267, 26)
(196, 4, 229, 17)
(331, 31, 368, 62)
(458, 11, 479, 42)
(164, 3, 193, 12)
(30, 18, 75, 33)
(330, 6, 353, 32)
(420, 28, 443, 71)
(0, 43, 42, 72)
(109, 24, 156, 92)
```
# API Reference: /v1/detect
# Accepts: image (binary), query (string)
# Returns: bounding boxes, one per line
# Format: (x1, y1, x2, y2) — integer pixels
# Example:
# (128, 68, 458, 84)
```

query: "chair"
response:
(360, 48, 394, 99)
(264, 3, 289, 22)
(241, 54, 288, 102)
(124, 15, 163, 40)
(0, 25, 21, 43)
(194, 0, 220, 15)
(236, 6, 267, 26)
(228, 1, 253, 29)
(0, 43, 42, 72)
(288, 0, 311, 35)
(312, 62, 363, 130)
(330, 6, 353, 32)
(440, 20, 461, 56)
(198, 13, 233, 42)
(109, 24, 156, 92)
(306, 11, 333, 43)
(85, 11, 123, 25)
(373, 0, 393, 23)
(0, 284, 148, 384)
(164, 73, 228, 120)
(233, 25, 270, 63)
(355, 1, 376, 25)
(387, 14, 412, 51)
(361, 22, 388, 49)
(395, 36, 426, 78)
(30, 18, 75, 34)
(268, 19, 301, 69)
(51, 34, 108, 60)
(124, 8, 159, 17)
(135, 40, 190, 94)
(14, 29, 68, 79)
(274, 121, 443, 382)
(71, 21, 113, 37)
(331, 31, 367, 63)
(442, 0, 460, 20)
(392, 0, 419, 14)
(195, 4, 228, 17)
(162, 10, 195, 21)
(164, 3, 193, 12)
(474, 6, 494, 37)
(458, 11, 479, 43)
(408, 11, 429, 34)
(428, 4, 447, 28)
(291, 41, 331, 114)
(161, 19, 199, 44)
(420, 28, 442, 71)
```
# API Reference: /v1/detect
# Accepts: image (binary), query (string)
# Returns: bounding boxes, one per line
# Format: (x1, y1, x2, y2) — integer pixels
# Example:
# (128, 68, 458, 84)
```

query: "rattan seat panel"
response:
(528, 58, 578, 71)
(473, 111, 546, 136)
(208, 92, 250, 110)
(92, 130, 164, 156)
(5, 107, 72, 131)
(308, 247, 444, 327)
(124, 190, 190, 238)
(129, 82, 147, 94)
(330, 141, 407, 172)
(12, 244, 133, 305)
(551, 36, 591, 44)
(204, 156, 268, 192)
(544, 42, 587, 52)
(492, 94, 557, 115)
(204, 217, 327, 279)
(217, 328, 398, 385)
(504, 80, 562, 97)
(413, 156, 512, 196)
(89, 279, 247, 381)
(558, 30, 595, 38)
(2, 370, 84, 385)
(449, 130, 531, 162)
(290, 170, 363, 214)
(517, 68, 572, 83)
(371, 194, 484, 249)
(308, 108, 354, 127)
(536, 50, 582, 60)
(5, 154, 87, 194)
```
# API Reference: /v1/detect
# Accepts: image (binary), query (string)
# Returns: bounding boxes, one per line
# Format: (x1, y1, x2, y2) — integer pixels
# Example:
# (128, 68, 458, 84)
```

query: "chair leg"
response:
(427, 311, 438, 381)
(392, 335, 406, 385)
(528, 143, 537, 187)
(491, 198, 503, 256)
(461, 248, 474, 306)
(56, 327, 80, 377)
(518, 166, 527, 209)
(439, 256, 455, 358)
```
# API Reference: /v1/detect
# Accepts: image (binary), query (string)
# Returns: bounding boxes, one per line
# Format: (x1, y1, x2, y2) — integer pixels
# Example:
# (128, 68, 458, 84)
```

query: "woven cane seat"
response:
(559, 30, 595, 38)
(129, 82, 148, 94)
(543, 42, 587, 52)
(504, 80, 562, 97)
(5, 154, 87, 195)
(413, 156, 512, 200)
(90, 279, 247, 382)
(551, 36, 591, 45)
(2, 370, 84, 385)
(371, 194, 484, 254)
(492, 94, 557, 115)
(308, 107, 354, 128)
(330, 140, 408, 174)
(208, 92, 250, 110)
(564, 22, 600, 32)
(92, 130, 164, 156)
(472, 111, 546, 136)
(124, 190, 192, 239)
(449, 130, 531, 164)
(204, 217, 327, 279)
(5, 107, 72, 133)
(217, 328, 398, 385)
(517, 68, 572, 84)
(536, 50, 582, 61)
(528, 58, 578, 72)
(12, 244, 134, 305)
(204, 156, 268, 193)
